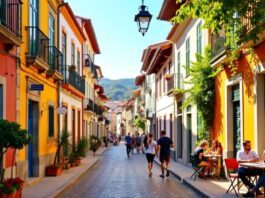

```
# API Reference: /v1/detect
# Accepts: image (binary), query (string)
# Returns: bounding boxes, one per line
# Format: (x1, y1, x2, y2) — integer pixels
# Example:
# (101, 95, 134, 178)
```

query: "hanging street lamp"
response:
(134, 0, 152, 36)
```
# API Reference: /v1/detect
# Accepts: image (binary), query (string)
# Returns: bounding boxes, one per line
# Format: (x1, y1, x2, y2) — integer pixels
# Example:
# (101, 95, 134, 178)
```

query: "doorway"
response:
(28, 100, 39, 177)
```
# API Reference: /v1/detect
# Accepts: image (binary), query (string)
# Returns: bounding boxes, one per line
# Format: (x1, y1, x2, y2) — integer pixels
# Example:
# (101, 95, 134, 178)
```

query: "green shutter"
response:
(48, 105, 54, 137)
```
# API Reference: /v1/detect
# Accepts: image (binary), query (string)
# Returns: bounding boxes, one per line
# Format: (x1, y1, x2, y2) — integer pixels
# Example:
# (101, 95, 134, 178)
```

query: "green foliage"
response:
(100, 78, 137, 101)
(134, 117, 145, 131)
(89, 135, 101, 152)
(0, 119, 31, 182)
(54, 130, 71, 166)
(77, 137, 89, 157)
(172, 0, 265, 74)
(178, 47, 221, 141)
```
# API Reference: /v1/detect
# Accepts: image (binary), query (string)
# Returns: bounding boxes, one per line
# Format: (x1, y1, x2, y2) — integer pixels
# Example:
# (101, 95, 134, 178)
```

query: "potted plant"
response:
(0, 120, 31, 198)
(164, 73, 173, 81)
(77, 138, 89, 158)
(90, 135, 100, 157)
(46, 130, 71, 176)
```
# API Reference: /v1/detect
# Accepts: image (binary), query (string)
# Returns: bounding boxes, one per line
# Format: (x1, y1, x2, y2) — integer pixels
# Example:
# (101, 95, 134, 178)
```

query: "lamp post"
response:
(134, 0, 152, 36)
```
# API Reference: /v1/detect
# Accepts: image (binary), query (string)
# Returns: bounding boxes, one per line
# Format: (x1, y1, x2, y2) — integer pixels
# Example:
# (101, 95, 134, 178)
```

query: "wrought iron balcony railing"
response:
(47, 46, 63, 72)
(84, 98, 94, 111)
(167, 73, 184, 93)
(83, 54, 98, 79)
(0, 0, 22, 39)
(26, 26, 49, 63)
(61, 66, 85, 93)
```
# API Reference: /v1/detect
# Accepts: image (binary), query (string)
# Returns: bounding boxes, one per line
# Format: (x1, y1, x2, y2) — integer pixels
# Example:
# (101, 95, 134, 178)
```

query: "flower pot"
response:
(74, 158, 81, 165)
(14, 189, 22, 198)
(46, 166, 62, 176)
(70, 163, 77, 168)
(1, 191, 16, 198)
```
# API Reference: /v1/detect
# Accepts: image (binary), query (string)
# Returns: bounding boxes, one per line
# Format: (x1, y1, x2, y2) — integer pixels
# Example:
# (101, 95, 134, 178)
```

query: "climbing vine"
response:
(172, 0, 265, 74)
(175, 47, 221, 141)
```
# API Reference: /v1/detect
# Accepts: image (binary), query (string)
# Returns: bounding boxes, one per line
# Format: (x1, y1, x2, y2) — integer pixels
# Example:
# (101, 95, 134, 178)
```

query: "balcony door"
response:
(29, 0, 38, 54)
(0, 0, 6, 25)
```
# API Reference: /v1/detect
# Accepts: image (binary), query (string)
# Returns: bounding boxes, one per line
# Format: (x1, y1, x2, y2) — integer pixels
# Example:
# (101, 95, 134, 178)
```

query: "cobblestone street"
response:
(62, 144, 199, 198)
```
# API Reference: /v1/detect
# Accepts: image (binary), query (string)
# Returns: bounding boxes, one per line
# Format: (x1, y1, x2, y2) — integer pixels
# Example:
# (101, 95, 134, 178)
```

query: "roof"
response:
(157, 0, 185, 21)
(141, 41, 169, 72)
(166, 18, 192, 41)
(145, 42, 172, 75)
(135, 74, 146, 86)
(76, 16, 101, 54)
(61, 3, 86, 42)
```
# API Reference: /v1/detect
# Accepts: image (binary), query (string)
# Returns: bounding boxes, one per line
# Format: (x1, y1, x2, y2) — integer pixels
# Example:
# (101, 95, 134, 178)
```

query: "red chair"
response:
(225, 158, 242, 197)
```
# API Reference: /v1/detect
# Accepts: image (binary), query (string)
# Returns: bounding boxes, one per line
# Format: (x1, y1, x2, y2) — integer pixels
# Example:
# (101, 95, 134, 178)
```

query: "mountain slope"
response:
(100, 78, 137, 101)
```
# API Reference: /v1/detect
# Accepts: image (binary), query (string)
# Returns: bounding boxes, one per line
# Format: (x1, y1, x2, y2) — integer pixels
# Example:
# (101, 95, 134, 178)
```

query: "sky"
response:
(67, 0, 172, 80)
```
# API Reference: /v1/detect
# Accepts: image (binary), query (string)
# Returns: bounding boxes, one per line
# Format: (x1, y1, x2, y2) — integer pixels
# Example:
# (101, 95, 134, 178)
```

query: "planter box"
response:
(45, 166, 62, 176)
(1, 189, 21, 198)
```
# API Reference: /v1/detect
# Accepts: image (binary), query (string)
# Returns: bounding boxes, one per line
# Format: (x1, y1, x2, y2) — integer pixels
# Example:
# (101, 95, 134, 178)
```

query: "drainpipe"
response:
(57, 2, 68, 134)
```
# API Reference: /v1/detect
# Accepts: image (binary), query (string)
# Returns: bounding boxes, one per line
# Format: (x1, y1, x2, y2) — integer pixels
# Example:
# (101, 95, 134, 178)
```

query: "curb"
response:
(53, 158, 100, 198)
(154, 159, 210, 198)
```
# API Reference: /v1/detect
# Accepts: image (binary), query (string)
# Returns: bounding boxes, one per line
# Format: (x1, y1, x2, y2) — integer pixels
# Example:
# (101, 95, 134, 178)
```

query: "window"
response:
(77, 51, 80, 74)
(62, 32, 66, 66)
(163, 68, 167, 93)
(186, 38, 190, 76)
(71, 43, 75, 66)
(30, 0, 38, 27)
(197, 22, 202, 54)
(0, 84, 3, 119)
(48, 105, 54, 137)
(177, 51, 181, 88)
(48, 13, 55, 47)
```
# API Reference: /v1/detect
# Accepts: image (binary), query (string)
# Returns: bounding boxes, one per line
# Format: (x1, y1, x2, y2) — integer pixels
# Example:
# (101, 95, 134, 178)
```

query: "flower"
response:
(0, 177, 24, 195)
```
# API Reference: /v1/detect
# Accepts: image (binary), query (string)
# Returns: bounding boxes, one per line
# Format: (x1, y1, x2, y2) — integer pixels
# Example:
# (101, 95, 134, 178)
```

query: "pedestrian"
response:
(131, 135, 136, 154)
(135, 133, 142, 154)
(143, 133, 148, 152)
(146, 133, 157, 177)
(125, 133, 132, 158)
(157, 130, 173, 178)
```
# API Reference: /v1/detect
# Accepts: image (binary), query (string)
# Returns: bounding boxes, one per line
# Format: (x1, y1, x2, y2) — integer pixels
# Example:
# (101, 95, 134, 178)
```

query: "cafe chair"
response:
(190, 155, 205, 181)
(225, 158, 243, 197)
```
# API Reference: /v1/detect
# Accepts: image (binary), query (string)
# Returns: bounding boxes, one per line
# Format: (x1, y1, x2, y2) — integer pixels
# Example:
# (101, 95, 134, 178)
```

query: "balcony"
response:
(84, 98, 94, 112)
(26, 26, 49, 72)
(46, 46, 63, 80)
(61, 66, 85, 94)
(0, 0, 22, 48)
(83, 54, 98, 79)
(146, 108, 154, 119)
(167, 73, 184, 95)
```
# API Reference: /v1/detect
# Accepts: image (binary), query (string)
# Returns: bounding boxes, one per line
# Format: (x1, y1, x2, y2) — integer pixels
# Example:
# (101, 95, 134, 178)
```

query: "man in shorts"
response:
(157, 130, 173, 178)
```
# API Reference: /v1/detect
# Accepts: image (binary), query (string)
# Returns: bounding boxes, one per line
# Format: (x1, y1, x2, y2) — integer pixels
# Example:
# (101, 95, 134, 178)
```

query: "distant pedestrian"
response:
(146, 133, 157, 177)
(131, 135, 136, 154)
(125, 133, 132, 158)
(157, 130, 173, 178)
(143, 133, 148, 152)
(135, 133, 142, 154)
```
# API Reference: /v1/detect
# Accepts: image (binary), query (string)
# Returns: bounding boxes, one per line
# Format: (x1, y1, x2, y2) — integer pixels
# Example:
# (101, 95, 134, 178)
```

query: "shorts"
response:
(159, 154, 170, 163)
(146, 153, 155, 163)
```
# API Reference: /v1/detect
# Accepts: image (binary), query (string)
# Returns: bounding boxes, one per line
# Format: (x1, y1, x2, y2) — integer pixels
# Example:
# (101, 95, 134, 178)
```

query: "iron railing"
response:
(84, 98, 94, 111)
(83, 54, 98, 79)
(47, 46, 63, 72)
(61, 66, 85, 93)
(0, 0, 22, 38)
(26, 26, 49, 63)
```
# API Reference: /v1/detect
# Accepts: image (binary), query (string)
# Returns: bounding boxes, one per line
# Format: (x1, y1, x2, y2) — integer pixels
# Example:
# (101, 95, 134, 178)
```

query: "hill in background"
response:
(100, 78, 137, 101)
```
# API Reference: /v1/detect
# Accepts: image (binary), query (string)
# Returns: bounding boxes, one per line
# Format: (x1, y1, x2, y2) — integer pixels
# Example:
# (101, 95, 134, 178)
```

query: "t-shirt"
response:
(136, 136, 142, 145)
(146, 140, 157, 155)
(125, 136, 132, 145)
(194, 147, 204, 165)
(157, 136, 173, 156)
(237, 150, 259, 161)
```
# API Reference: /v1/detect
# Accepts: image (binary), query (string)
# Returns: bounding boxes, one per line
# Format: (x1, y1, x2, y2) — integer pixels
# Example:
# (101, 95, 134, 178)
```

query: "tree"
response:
(172, 0, 265, 73)
(0, 119, 31, 182)
(134, 117, 145, 131)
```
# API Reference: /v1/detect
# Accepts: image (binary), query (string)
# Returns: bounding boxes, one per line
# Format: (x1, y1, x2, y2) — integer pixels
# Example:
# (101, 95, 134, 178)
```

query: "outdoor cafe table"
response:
(204, 154, 222, 177)
(239, 162, 265, 197)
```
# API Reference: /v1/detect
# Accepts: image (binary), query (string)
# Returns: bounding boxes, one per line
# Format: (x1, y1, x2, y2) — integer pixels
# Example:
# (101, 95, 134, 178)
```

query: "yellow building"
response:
(17, 0, 63, 183)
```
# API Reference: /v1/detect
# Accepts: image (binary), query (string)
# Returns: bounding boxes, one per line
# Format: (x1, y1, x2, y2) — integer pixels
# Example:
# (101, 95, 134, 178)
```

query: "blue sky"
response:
(67, 0, 172, 80)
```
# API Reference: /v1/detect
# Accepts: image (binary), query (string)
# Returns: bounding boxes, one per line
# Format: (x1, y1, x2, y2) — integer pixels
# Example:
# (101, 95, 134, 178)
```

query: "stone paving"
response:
(22, 147, 107, 198)
(62, 144, 198, 198)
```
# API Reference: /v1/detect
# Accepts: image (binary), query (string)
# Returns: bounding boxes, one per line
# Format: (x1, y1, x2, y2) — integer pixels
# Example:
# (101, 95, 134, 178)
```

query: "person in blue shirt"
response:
(157, 130, 173, 178)
(125, 133, 132, 158)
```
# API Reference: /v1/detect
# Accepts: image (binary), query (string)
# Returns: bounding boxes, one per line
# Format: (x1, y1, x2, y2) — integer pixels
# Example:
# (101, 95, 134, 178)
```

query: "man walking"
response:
(157, 130, 173, 178)
(125, 133, 132, 158)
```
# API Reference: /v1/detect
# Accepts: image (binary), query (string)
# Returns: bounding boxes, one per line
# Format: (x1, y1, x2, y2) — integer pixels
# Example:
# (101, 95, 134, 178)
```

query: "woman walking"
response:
(146, 133, 157, 177)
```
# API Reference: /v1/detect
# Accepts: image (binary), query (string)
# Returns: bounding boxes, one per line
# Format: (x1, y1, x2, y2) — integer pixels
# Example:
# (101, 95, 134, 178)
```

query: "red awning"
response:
(94, 84, 104, 94)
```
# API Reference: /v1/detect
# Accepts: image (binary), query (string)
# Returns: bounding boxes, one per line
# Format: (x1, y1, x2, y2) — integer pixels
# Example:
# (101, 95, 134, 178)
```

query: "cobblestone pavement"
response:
(62, 144, 200, 198)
